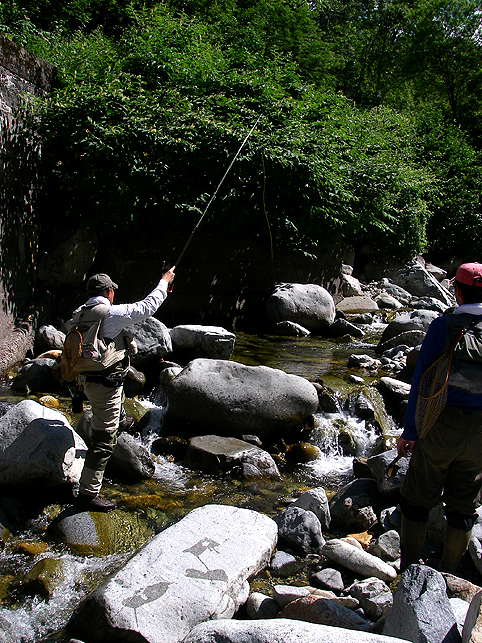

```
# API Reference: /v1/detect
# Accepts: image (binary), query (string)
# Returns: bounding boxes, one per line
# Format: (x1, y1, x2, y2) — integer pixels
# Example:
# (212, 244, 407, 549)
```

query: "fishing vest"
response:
(445, 312, 482, 395)
(65, 302, 126, 377)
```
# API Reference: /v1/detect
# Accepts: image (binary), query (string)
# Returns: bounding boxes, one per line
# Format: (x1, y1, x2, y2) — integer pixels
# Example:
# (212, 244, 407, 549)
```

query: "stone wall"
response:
(0, 36, 55, 343)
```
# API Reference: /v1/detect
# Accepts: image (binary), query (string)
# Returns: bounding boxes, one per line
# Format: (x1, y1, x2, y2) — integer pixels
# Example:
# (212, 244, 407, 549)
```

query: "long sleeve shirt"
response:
(402, 303, 482, 441)
(73, 278, 170, 340)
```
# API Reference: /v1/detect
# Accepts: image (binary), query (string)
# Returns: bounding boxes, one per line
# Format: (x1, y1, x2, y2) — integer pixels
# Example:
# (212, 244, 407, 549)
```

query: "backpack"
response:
(60, 303, 125, 381)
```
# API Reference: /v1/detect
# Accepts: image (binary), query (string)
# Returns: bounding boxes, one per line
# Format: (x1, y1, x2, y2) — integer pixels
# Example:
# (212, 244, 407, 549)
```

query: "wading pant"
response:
(400, 405, 482, 572)
(78, 378, 123, 498)
(401, 405, 482, 514)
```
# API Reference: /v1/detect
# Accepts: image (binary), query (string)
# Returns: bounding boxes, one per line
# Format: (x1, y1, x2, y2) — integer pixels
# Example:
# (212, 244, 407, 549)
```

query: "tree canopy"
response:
(1, 0, 481, 261)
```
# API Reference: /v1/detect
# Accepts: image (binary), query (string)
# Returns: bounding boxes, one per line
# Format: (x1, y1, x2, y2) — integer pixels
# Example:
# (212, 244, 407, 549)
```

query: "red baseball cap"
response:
(451, 262, 482, 287)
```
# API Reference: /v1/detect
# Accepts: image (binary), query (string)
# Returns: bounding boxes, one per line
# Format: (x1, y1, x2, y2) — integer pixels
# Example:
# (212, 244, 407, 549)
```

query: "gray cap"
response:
(86, 273, 118, 295)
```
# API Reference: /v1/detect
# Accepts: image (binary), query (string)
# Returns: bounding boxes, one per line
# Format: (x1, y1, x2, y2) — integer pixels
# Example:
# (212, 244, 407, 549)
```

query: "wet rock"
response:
(329, 479, 382, 532)
(123, 365, 146, 398)
(48, 507, 154, 556)
(11, 357, 57, 393)
(337, 296, 379, 314)
(310, 568, 344, 593)
(322, 539, 397, 583)
(151, 435, 189, 460)
(284, 442, 320, 463)
(38, 395, 60, 409)
(315, 384, 342, 413)
(167, 359, 319, 439)
(274, 506, 325, 555)
(347, 577, 393, 620)
(367, 449, 409, 498)
(347, 354, 379, 370)
(107, 433, 155, 481)
(183, 619, 410, 643)
(272, 321, 311, 337)
(0, 400, 86, 487)
(349, 374, 365, 384)
(266, 283, 336, 332)
(246, 592, 280, 619)
(159, 363, 183, 389)
(128, 316, 172, 368)
(272, 584, 311, 608)
(382, 565, 460, 643)
(270, 551, 298, 578)
(19, 557, 66, 599)
(291, 487, 331, 531)
(183, 435, 280, 479)
(277, 594, 372, 631)
(377, 309, 439, 347)
(170, 324, 235, 362)
(376, 330, 427, 354)
(66, 505, 277, 643)
(347, 391, 375, 419)
(328, 318, 365, 339)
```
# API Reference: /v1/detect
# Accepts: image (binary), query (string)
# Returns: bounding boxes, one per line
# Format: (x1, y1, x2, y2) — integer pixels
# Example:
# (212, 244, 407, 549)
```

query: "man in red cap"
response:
(67, 266, 175, 512)
(397, 262, 482, 573)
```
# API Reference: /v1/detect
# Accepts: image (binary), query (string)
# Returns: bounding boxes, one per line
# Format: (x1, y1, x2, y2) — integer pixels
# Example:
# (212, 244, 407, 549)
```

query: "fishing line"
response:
(173, 114, 262, 267)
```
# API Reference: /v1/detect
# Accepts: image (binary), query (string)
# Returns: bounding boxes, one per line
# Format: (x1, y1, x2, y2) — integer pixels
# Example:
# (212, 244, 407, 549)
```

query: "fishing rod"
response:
(173, 114, 262, 268)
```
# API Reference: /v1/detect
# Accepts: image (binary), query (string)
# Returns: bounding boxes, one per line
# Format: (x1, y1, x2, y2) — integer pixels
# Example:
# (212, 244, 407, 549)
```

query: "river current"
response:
(0, 322, 399, 642)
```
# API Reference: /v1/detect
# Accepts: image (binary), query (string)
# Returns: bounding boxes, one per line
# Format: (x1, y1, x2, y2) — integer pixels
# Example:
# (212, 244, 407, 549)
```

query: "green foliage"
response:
(2, 0, 482, 261)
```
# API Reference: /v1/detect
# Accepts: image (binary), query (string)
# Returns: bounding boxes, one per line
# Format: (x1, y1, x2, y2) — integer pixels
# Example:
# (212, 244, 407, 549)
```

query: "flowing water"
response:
(0, 322, 398, 642)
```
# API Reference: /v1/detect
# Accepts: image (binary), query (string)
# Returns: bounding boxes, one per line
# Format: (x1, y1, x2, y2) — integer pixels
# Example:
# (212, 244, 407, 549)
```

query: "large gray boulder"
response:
(377, 309, 439, 348)
(170, 325, 235, 361)
(183, 435, 280, 479)
(274, 506, 325, 555)
(266, 283, 336, 332)
(167, 359, 319, 438)
(0, 400, 86, 487)
(183, 619, 410, 643)
(392, 261, 455, 307)
(382, 564, 461, 643)
(67, 504, 278, 643)
(128, 316, 172, 367)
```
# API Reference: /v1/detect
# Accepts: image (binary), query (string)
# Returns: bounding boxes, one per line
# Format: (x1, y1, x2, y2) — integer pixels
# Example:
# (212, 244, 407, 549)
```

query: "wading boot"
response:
(74, 493, 116, 513)
(440, 525, 472, 574)
(400, 514, 428, 572)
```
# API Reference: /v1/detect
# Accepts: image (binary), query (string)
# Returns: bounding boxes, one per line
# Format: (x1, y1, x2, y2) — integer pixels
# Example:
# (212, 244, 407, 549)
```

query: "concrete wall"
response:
(0, 36, 55, 342)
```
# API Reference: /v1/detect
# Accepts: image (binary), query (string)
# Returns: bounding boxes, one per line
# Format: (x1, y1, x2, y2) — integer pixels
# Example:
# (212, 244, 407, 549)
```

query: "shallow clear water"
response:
(0, 327, 394, 642)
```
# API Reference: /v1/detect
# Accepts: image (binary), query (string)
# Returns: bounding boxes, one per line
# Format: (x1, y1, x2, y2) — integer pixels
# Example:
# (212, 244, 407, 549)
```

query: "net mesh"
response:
(415, 331, 463, 438)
